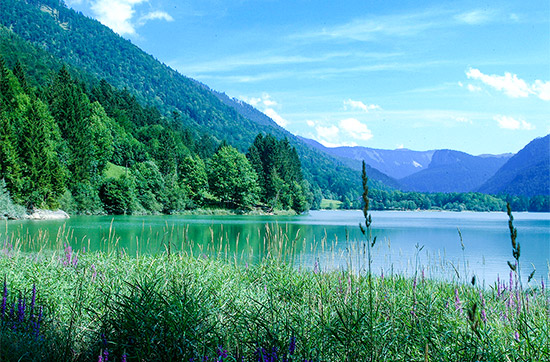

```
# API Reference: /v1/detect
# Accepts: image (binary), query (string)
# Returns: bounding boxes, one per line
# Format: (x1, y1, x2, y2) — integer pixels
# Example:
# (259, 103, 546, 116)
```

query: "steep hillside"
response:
(298, 137, 434, 179)
(399, 150, 511, 193)
(0, 0, 395, 198)
(478, 134, 550, 196)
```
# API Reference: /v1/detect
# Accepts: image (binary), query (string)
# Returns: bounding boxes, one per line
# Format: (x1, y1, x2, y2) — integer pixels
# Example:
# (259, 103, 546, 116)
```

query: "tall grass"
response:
(0, 209, 548, 360)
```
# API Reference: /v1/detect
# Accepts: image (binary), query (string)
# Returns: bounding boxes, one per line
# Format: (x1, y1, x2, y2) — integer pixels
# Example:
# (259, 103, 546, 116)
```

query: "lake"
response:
(2, 210, 549, 286)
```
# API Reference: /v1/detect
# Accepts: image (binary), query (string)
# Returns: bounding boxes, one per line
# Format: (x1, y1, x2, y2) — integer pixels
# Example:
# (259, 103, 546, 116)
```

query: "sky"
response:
(65, 0, 549, 155)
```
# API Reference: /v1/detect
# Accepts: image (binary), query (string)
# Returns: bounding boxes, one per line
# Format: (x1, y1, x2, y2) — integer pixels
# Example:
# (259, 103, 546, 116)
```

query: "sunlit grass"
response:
(0, 221, 548, 361)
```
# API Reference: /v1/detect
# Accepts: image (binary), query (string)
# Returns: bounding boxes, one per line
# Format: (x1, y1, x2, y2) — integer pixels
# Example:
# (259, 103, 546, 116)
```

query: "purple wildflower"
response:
(33, 306, 43, 338)
(103, 348, 109, 362)
(542, 278, 545, 293)
(217, 346, 228, 361)
(289, 336, 296, 355)
(313, 259, 319, 274)
(30, 284, 36, 314)
(1, 279, 7, 319)
(479, 291, 487, 323)
(91, 264, 97, 282)
(454, 289, 462, 314)
(515, 331, 520, 342)
(509, 271, 513, 291)
(481, 309, 487, 324)
(17, 296, 25, 324)
(97, 354, 104, 362)
(121, 354, 127, 362)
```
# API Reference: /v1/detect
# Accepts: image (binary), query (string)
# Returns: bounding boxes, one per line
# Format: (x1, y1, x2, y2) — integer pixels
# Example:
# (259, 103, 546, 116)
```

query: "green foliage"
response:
(99, 175, 137, 215)
(16, 94, 66, 208)
(247, 134, 309, 212)
(131, 161, 166, 214)
(208, 145, 260, 209)
(180, 155, 209, 207)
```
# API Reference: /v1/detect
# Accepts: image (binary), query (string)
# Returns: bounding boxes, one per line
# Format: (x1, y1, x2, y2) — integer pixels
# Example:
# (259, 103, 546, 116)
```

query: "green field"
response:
(320, 199, 343, 210)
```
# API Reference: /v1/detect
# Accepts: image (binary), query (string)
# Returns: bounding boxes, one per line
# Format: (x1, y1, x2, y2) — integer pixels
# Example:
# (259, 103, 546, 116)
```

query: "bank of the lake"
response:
(4, 210, 549, 285)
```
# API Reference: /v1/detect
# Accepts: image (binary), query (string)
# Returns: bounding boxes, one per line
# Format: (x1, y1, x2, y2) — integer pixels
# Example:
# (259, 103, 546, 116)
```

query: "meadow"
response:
(0, 207, 548, 362)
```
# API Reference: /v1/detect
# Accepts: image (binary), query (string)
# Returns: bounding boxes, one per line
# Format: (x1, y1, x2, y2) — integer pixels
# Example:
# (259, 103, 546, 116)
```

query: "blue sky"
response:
(66, 0, 549, 155)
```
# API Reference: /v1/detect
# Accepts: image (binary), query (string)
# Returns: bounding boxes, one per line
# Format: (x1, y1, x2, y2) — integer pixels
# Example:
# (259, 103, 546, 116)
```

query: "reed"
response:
(0, 209, 548, 361)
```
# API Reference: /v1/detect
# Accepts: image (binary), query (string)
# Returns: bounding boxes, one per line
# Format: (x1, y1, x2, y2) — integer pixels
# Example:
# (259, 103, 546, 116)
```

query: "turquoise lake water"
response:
(3, 210, 549, 285)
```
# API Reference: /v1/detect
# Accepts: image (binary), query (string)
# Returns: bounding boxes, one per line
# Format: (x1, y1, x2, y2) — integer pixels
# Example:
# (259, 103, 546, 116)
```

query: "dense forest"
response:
(0, 60, 314, 216)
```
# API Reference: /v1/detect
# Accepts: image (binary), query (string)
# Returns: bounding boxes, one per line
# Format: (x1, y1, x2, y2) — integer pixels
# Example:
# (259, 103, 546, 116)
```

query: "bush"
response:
(0, 179, 26, 219)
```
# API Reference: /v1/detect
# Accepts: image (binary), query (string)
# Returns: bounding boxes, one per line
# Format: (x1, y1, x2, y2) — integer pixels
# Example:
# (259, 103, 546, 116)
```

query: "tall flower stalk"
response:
(359, 161, 376, 360)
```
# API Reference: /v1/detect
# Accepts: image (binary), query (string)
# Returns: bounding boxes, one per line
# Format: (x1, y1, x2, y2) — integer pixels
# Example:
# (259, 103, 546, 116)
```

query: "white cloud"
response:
(343, 99, 381, 112)
(466, 68, 530, 98)
(264, 108, 288, 127)
(494, 115, 535, 130)
(88, 0, 172, 36)
(306, 120, 316, 127)
(339, 118, 373, 140)
(239, 93, 277, 108)
(316, 125, 340, 140)
(532, 80, 550, 101)
(240, 93, 288, 127)
(466, 68, 550, 101)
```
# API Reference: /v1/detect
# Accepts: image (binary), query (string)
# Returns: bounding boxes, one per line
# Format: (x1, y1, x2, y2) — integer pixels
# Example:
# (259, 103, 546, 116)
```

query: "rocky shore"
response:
(24, 209, 70, 220)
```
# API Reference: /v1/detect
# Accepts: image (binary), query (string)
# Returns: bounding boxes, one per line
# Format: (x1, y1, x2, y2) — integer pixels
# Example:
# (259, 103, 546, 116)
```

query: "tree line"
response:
(0, 60, 313, 216)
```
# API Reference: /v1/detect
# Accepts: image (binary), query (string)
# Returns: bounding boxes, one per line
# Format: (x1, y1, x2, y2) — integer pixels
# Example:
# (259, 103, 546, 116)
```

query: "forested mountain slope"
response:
(0, 0, 394, 200)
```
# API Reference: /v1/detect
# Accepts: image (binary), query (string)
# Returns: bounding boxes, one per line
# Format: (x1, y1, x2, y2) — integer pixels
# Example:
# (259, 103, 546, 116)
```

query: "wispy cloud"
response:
(138, 11, 174, 25)
(297, 10, 443, 42)
(172, 51, 400, 76)
(466, 68, 550, 100)
(295, 7, 506, 43)
(494, 115, 535, 130)
(455, 9, 496, 25)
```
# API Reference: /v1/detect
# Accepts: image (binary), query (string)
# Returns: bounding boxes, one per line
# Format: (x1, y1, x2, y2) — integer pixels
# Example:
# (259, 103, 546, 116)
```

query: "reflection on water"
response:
(2, 210, 549, 285)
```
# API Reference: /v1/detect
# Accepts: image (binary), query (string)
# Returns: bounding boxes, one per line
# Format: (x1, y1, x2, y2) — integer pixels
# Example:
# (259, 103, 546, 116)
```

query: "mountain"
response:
(478, 135, 550, 196)
(0, 0, 396, 199)
(399, 150, 511, 193)
(298, 137, 434, 179)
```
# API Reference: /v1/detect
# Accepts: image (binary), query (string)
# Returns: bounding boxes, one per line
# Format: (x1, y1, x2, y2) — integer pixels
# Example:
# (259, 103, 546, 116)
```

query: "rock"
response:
(24, 209, 70, 220)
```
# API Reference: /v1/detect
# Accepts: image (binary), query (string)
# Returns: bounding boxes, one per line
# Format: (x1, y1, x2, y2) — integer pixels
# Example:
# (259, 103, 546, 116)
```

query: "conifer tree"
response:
(18, 95, 65, 208)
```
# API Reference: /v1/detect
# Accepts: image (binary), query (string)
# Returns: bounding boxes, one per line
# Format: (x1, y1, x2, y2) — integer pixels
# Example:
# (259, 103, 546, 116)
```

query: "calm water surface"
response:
(3, 210, 549, 285)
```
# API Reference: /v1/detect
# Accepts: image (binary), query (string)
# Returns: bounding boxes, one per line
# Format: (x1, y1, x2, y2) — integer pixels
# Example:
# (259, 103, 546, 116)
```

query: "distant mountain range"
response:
(399, 150, 511, 193)
(300, 135, 548, 196)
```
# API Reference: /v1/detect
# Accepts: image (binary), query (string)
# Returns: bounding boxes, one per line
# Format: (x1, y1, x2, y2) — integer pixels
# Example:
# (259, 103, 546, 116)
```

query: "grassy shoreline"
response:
(1, 243, 548, 361)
